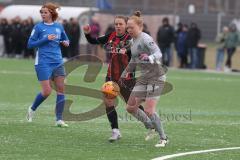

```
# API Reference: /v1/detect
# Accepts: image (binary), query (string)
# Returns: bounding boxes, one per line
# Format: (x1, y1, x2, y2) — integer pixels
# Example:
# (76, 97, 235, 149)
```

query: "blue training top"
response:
(28, 22, 69, 65)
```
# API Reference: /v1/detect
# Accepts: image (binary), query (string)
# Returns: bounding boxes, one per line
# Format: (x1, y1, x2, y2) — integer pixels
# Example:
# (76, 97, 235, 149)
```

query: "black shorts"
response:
(105, 77, 135, 103)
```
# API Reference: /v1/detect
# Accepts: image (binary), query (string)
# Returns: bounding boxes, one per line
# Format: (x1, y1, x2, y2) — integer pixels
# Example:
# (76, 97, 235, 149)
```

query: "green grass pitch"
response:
(0, 58, 239, 160)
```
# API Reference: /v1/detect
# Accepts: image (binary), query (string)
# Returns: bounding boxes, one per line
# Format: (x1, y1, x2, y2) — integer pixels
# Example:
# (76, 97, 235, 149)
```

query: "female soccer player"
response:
(121, 11, 168, 147)
(26, 2, 69, 127)
(83, 16, 144, 142)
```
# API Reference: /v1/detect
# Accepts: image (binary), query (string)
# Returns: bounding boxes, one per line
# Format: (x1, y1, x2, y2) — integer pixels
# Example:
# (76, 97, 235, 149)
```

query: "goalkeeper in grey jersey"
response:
(121, 11, 168, 147)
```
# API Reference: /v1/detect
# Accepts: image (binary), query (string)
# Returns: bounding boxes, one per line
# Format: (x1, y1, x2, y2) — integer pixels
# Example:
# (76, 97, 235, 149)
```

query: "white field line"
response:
(152, 147, 240, 160)
(0, 70, 239, 82)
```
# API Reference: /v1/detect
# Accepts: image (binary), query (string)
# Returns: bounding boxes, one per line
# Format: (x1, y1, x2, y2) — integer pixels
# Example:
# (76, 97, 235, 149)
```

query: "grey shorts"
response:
(131, 75, 166, 99)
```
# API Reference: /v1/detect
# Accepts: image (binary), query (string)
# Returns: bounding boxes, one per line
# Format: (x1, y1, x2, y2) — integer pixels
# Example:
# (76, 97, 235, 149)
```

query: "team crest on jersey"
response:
(149, 41, 154, 46)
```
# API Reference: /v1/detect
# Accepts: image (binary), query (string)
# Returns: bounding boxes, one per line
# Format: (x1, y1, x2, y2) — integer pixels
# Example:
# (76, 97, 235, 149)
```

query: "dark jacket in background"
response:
(11, 21, 23, 55)
(157, 24, 174, 48)
(1, 22, 12, 54)
(21, 21, 34, 57)
(69, 22, 81, 57)
(187, 27, 201, 48)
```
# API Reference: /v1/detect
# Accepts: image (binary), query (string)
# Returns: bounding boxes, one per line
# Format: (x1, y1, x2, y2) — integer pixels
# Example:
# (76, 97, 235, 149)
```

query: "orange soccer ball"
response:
(101, 81, 120, 99)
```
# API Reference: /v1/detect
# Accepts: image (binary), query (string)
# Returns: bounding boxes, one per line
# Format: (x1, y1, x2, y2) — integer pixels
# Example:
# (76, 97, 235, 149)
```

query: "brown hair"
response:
(41, 2, 60, 21)
(129, 10, 143, 27)
(114, 15, 128, 24)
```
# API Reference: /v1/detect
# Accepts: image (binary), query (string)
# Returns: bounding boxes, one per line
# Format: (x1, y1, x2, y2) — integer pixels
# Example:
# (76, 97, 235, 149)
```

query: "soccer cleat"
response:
(56, 120, 69, 128)
(155, 138, 169, 148)
(26, 106, 35, 122)
(224, 66, 231, 72)
(145, 129, 158, 141)
(108, 129, 121, 142)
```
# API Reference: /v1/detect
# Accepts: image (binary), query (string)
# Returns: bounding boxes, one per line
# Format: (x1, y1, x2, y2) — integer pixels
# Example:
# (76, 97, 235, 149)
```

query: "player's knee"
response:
(104, 97, 115, 107)
(42, 88, 52, 97)
(105, 105, 115, 114)
(144, 107, 154, 116)
(56, 84, 64, 94)
(105, 102, 114, 108)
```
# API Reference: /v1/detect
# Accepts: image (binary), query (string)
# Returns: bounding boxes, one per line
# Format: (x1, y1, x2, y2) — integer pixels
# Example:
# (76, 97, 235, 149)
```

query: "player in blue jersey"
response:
(26, 2, 69, 127)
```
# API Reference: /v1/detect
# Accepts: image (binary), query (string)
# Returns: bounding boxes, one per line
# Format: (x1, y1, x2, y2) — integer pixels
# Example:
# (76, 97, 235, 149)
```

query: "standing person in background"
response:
(87, 16, 101, 59)
(175, 23, 183, 37)
(143, 23, 150, 35)
(12, 16, 23, 58)
(105, 23, 115, 35)
(104, 23, 115, 63)
(215, 26, 229, 71)
(174, 22, 183, 52)
(186, 22, 201, 69)
(69, 17, 81, 57)
(157, 17, 174, 66)
(176, 24, 188, 68)
(22, 19, 35, 58)
(224, 24, 239, 72)
(26, 2, 70, 127)
(0, 19, 5, 56)
(61, 19, 70, 59)
(1, 18, 12, 57)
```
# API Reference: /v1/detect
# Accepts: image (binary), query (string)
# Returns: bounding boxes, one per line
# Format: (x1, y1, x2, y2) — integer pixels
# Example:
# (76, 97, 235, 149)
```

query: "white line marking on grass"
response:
(169, 68, 240, 76)
(0, 70, 239, 82)
(152, 147, 240, 160)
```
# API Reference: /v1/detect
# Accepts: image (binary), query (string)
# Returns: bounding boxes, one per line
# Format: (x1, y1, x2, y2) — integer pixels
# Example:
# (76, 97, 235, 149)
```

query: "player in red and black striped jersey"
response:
(85, 28, 132, 81)
(83, 16, 144, 142)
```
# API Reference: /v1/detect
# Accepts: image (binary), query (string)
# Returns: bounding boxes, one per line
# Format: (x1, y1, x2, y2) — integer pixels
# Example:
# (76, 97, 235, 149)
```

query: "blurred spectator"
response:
(61, 19, 70, 58)
(0, 19, 4, 56)
(157, 17, 174, 66)
(175, 22, 183, 36)
(0, 16, 83, 59)
(224, 24, 239, 72)
(22, 18, 34, 58)
(105, 23, 115, 35)
(174, 22, 183, 49)
(87, 16, 101, 59)
(143, 23, 150, 35)
(11, 16, 23, 58)
(0, 18, 12, 57)
(176, 24, 188, 68)
(68, 17, 81, 57)
(104, 23, 115, 62)
(215, 26, 229, 71)
(186, 22, 201, 69)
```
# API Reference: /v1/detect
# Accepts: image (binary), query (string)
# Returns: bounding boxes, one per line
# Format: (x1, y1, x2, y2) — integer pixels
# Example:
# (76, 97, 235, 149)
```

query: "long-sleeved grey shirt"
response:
(122, 32, 166, 83)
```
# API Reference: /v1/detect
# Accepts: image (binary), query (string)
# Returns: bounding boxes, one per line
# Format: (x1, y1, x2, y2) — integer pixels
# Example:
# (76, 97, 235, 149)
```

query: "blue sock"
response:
(56, 94, 65, 121)
(31, 92, 47, 111)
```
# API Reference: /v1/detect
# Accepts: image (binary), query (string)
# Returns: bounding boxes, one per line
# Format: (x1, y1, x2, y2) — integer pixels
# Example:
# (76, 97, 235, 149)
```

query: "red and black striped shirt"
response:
(85, 31, 133, 81)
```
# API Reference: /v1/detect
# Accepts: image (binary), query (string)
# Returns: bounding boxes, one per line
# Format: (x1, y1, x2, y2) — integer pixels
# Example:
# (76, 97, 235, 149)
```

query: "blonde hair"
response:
(129, 11, 143, 28)
(41, 2, 60, 21)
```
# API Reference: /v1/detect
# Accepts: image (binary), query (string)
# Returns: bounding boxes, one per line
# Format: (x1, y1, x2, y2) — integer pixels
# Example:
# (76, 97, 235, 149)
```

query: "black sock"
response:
(139, 105, 144, 111)
(106, 106, 119, 129)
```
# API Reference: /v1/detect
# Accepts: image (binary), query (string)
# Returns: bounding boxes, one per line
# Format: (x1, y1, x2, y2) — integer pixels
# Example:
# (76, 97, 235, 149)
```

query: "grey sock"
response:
(149, 112, 167, 139)
(132, 108, 154, 129)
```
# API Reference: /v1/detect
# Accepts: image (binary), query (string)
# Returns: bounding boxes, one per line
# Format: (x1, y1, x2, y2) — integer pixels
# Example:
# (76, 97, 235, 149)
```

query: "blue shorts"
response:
(35, 63, 66, 81)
